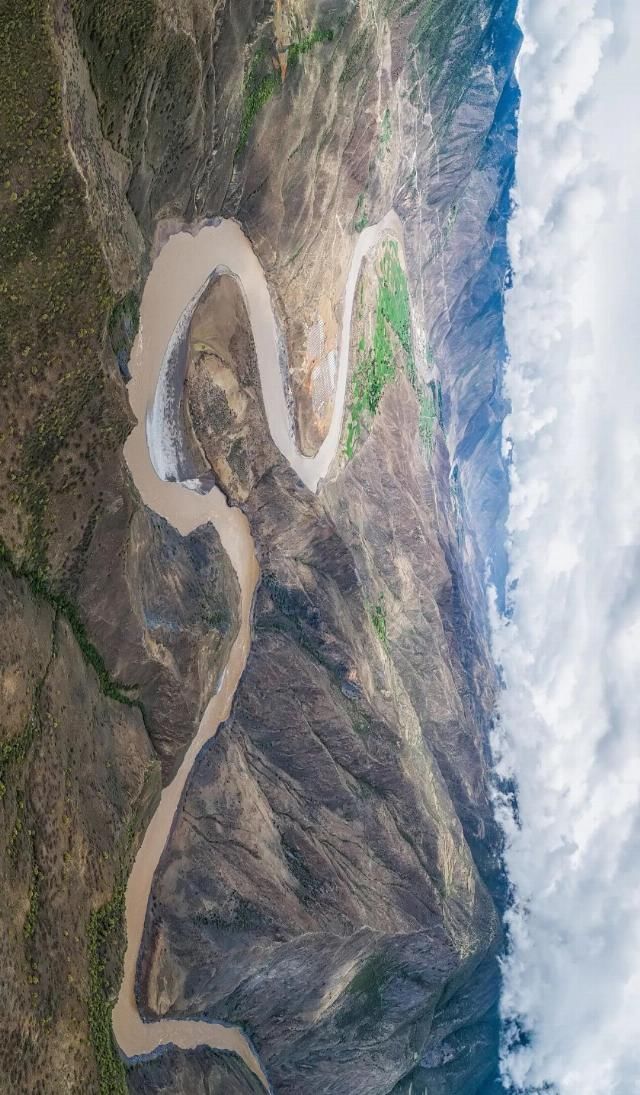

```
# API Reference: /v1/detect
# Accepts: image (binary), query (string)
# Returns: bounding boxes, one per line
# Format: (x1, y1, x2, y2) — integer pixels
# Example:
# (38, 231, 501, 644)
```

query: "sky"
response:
(492, 1, 640, 1092)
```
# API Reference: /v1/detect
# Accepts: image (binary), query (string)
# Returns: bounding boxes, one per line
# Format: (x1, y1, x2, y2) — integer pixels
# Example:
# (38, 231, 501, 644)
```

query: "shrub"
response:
(370, 594, 388, 647)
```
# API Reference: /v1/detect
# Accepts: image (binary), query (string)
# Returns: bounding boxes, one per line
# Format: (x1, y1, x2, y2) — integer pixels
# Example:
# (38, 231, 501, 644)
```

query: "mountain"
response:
(0, 2, 519, 1092)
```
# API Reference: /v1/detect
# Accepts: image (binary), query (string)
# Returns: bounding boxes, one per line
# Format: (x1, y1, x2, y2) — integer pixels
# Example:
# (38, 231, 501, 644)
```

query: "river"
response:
(112, 212, 402, 1088)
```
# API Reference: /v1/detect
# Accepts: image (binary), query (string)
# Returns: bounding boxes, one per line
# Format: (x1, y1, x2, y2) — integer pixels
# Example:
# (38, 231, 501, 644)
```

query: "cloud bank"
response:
(493, 1, 640, 1092)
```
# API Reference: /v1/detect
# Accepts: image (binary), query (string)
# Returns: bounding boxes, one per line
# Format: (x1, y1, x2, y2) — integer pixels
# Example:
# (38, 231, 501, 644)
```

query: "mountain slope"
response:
(0, 1, 518, 1091)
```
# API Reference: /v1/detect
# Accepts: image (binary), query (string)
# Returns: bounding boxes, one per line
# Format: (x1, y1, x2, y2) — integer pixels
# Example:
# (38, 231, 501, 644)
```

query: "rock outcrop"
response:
(127, 1047, 266, 1094)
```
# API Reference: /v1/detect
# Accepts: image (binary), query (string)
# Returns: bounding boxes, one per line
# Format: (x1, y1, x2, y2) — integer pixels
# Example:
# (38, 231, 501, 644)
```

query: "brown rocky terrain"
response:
(0, 565, 157, 1092)
(75, 486, 240, 779)
(0, 0, 518, 1091)
(136, 247, 501, 1093)
(182, 272, 274, 501)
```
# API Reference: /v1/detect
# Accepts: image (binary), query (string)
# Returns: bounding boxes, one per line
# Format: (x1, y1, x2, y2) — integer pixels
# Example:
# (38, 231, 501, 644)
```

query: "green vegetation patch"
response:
(354, 192, 368, 233)
(370, 594, 388, 648)
(0, 630, 52, 800)
(16, 360, 126, 571)
(419, 378, 444, 457)
(344, 241, 442, 463)
(0, 539, 143, 716)
(87, 887, 127, 1094)
(345, 240, 414, 458)
(418, 387, 437, 456)
(352, 714, 371, 738)
(108, 292, 140, 378)
(340, 26, 374, 85)
(378, 107, 392, 155)
(286, 27, 334, 68)
(237, 27, 335, 156)
(378, 240, 414, 375)
(0, 711, 39, 800)
(52, 591, 139, 707)
(88, 774, 157, 1094)
(70, 0, 157, 145)
(0, 0, 127, 572)
(236, 48, 280, 155)
(411, 0, 489, 123)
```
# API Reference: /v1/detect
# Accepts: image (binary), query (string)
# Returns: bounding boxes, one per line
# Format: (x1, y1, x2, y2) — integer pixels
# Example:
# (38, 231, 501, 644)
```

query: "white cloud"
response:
(493, 2, 640, 1092)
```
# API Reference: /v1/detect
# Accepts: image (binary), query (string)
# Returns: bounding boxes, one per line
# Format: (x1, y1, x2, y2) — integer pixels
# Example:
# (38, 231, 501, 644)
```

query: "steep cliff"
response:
(0, 0, 518, 1092)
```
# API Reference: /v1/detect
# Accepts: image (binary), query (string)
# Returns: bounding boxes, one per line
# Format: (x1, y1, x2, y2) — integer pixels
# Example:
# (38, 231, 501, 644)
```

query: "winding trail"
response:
(112, 212, 402, 1086)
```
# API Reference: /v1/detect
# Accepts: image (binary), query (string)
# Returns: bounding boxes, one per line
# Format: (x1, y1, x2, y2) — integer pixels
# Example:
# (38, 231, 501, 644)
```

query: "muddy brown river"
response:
(112, 213, 402, 1088)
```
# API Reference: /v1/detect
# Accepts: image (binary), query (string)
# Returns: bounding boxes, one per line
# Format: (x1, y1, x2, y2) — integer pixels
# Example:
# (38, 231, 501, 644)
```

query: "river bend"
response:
(112, 212, 402, 1088)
